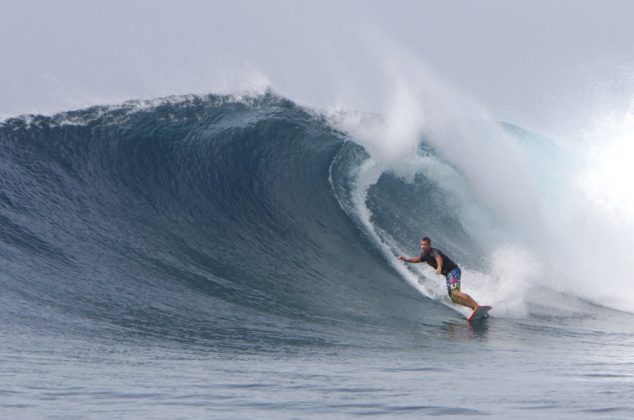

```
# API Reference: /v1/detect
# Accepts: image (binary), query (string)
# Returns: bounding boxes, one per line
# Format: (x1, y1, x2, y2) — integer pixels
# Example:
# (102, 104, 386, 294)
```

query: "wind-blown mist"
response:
(324, 44, 634, 314)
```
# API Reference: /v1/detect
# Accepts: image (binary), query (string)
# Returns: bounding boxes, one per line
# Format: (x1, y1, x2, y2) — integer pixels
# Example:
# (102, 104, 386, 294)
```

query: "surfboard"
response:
(467, 305, 492, 322)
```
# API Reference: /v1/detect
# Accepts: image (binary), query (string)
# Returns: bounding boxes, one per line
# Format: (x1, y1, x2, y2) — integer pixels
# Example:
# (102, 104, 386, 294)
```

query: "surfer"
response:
(398, 237, 479, 310)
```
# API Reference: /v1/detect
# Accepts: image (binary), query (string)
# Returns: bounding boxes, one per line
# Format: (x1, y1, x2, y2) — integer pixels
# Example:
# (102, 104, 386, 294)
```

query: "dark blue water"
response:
(1, 93, 633, 418)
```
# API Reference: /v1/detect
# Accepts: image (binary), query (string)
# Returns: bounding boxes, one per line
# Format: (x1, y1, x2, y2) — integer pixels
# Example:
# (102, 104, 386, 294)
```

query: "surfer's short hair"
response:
(421, 237, 431, 244)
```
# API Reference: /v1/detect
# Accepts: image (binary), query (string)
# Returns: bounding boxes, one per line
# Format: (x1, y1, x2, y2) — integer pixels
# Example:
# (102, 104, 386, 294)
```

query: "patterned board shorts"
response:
(445, 267, 461, 296)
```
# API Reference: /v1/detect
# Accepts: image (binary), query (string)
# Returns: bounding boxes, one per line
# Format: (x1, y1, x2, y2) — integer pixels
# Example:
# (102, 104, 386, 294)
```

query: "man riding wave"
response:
(398, 236, 479, 310)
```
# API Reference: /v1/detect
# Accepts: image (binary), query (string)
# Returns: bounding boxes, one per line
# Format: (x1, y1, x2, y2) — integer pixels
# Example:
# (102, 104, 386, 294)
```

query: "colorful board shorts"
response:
(445, 267, 461, 296)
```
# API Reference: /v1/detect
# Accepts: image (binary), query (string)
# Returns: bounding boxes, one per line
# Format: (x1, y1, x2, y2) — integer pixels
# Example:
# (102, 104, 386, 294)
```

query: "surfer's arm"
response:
(398, 256, 422, 263)
(434, 255, 443, 274)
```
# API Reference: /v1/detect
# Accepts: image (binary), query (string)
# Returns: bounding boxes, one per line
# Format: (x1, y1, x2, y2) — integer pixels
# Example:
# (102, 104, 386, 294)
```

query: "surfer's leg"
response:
(450, 290, 478, 310)
(445, 268, 478, 309)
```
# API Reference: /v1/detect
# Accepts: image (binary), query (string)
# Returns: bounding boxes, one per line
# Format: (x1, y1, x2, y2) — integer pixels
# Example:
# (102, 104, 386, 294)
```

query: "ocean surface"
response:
(1, 92, 634, 419)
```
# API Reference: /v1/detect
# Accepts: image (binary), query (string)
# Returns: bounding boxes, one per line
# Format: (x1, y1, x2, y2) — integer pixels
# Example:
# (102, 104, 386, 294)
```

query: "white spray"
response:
(326, 35, 634, 316)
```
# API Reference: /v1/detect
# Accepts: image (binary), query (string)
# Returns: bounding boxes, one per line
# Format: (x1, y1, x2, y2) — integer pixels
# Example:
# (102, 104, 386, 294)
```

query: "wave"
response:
(0, 93, 451, 348)
(1, 91, 632, 348)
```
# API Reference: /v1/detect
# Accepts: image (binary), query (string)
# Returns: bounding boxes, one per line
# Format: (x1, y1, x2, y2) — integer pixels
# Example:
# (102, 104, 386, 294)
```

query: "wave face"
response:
(1, 93, 456, 348)
(4, 92, 633, 353)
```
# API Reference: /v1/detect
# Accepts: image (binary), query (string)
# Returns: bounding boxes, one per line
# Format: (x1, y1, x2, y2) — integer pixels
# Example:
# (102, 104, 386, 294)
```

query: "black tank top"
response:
(420, 248, 458, 276)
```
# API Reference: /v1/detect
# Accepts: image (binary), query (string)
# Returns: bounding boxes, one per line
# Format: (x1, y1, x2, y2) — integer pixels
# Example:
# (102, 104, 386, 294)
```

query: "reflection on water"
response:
(441, 319, 490, 341)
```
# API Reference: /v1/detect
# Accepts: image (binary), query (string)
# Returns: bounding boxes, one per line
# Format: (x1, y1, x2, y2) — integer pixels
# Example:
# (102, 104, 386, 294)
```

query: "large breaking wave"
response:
(1, 92, 633, 348)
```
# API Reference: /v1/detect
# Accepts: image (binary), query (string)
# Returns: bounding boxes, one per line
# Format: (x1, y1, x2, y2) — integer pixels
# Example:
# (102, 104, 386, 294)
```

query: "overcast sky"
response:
(2, 0, 634, 134)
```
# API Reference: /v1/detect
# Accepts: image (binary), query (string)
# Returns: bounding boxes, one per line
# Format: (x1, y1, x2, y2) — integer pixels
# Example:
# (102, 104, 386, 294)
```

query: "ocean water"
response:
(1, 93, 634, 418)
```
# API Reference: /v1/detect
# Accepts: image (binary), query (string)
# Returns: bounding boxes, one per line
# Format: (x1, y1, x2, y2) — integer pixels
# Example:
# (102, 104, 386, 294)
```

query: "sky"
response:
(2, 0, 634, 135)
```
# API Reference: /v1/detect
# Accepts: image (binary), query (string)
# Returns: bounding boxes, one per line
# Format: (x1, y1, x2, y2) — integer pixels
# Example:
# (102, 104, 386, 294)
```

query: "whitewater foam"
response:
(324, 42, 634, 316)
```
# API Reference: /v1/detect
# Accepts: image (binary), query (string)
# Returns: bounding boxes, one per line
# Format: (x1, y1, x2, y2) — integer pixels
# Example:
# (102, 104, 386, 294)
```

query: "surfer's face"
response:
(420, 240, 431, 254)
